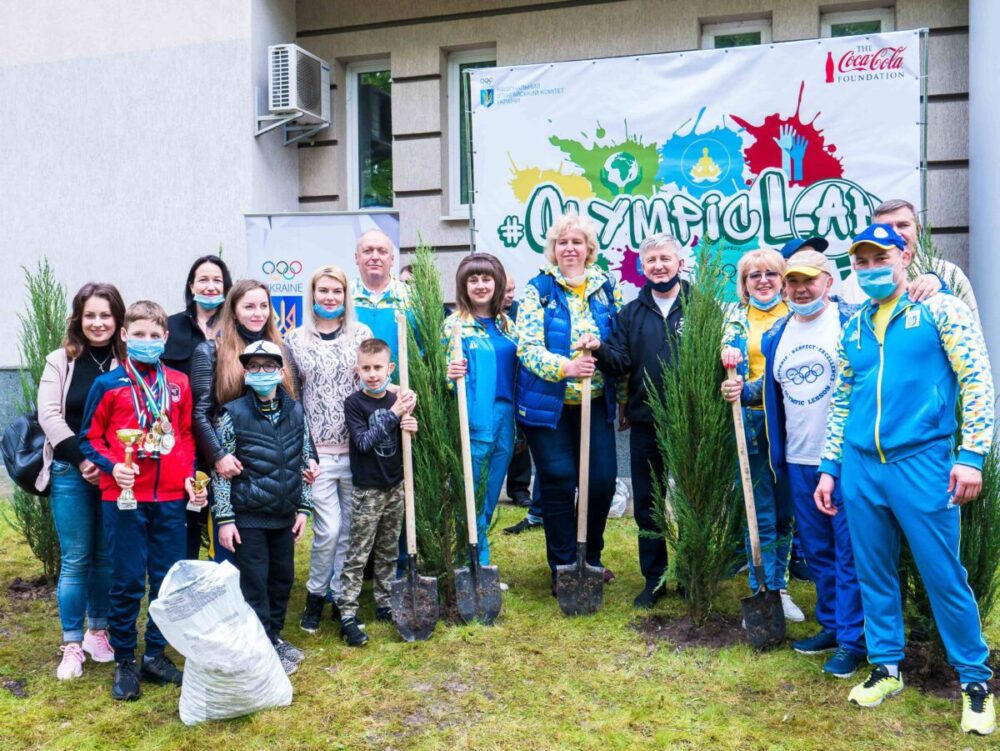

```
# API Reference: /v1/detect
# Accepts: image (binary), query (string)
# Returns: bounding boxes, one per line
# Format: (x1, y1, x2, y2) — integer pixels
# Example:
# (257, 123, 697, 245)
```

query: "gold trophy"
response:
(115, 429, 144, 510)
(188, 470, 210, 512)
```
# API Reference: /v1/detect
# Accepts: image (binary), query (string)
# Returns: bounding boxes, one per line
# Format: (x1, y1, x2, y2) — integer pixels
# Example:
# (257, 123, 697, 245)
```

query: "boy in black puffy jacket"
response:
(211, 341, 316, 675)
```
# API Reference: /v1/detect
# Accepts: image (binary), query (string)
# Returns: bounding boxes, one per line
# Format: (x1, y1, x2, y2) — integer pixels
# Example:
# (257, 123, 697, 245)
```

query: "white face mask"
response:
(563, 272, 587, 287)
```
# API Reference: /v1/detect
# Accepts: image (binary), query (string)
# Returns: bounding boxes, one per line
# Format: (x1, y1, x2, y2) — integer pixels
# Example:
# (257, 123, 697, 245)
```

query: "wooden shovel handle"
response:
(398, 314, 417, 556)
(452, 322, 479, 545)
(576, 376, 592, 545)
(727, 366, 763, 568)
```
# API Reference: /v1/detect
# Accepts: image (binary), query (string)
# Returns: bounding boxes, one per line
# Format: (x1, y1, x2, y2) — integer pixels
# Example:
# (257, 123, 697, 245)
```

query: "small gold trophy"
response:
(188, 470, 210, 512)
(115, 429, 144, 511)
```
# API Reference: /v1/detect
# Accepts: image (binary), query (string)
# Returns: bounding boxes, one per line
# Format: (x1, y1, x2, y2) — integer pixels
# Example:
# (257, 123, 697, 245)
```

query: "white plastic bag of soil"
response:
(148, 559, 292, 725)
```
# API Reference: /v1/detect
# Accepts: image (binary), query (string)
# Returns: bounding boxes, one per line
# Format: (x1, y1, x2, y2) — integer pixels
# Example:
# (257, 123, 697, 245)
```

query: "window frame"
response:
(446, 48, 497, 219)
(820, 7, 895, 38)
(346, 58, 392, 210)
(700, 19, 772, 50)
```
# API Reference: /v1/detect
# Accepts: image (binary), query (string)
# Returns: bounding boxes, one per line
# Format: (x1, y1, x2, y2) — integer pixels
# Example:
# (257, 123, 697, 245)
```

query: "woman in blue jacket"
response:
(445, 253, 517, 567)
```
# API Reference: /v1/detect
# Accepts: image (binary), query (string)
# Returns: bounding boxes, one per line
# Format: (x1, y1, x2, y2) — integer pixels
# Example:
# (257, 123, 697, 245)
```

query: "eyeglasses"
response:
(746, 271, 781, 282)
(246, 362, 280, 373)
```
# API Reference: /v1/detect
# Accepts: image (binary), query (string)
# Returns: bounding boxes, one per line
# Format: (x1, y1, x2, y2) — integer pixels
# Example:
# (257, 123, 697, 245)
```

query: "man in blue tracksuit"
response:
(726, 249, 865, 677)
(814, 223, 995, 735)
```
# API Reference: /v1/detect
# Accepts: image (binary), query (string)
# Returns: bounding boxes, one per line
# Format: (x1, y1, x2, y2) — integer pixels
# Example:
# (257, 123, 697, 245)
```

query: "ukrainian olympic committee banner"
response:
(245, 211, 400, 334)
(470, 30, 922, 299)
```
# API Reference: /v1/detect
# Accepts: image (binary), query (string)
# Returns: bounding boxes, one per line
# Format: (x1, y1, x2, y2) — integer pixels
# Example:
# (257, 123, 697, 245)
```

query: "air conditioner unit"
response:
(268, 43, 330, 125)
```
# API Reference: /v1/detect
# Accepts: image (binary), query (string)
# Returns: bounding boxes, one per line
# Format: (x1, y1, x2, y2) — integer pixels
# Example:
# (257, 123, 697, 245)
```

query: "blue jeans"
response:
(523, 398, 617, 570)
(102, 499, 186, 661)
(787, 463, 864, 653)
(470, 400, 515, 565)
(50, 461, 110, 643)
(744, 410, 792, 592)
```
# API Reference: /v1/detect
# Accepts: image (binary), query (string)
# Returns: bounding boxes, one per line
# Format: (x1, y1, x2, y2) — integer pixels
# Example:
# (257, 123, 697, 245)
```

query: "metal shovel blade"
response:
(391, 560, 439, 642)
(740, 584, 786, 651)
(455, 551, 502, 625)
(555, 543, 604, 616)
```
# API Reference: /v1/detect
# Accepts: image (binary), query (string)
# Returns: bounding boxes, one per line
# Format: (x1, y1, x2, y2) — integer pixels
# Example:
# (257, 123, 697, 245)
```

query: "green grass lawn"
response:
(0, 501, 993, 750)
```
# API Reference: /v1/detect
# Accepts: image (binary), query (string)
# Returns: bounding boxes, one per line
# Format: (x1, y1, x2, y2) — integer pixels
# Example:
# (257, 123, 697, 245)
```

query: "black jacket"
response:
(223, 388, 305, 518)
(163, 310, 207, 378)
(594, 282, 688, 424)
(190, 340, 223, 464)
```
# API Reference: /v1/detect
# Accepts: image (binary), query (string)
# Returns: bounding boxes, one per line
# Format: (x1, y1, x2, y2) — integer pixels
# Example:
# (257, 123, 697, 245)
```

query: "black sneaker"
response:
(633, 581, 668, 609)
(300, 592, 325, 634)
(503, 517, 542, 535)
(111, 659, 142, 701)
(273, 638, 304, 675)
(340, 617, 369, 647)
(375, 606, 392, 622)
(789, 556, 812, 583)
(141, 653, 183, 686)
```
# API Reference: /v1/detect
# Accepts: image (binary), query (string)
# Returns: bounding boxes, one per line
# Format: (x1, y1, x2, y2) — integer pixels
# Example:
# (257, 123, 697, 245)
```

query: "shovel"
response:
(727, 366, 785, 651)
(555, 376, 604, 616)
(391, 313, 439, 642)
(451, 323, 503, 625)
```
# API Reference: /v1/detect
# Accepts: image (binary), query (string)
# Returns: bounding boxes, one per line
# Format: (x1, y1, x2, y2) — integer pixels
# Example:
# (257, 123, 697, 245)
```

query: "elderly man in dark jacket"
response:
(588, 233, 687, 608)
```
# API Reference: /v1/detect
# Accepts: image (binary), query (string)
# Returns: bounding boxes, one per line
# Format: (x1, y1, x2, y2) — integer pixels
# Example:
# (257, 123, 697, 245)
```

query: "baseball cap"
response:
(779, 237, 830, 259)
(784, 249, 830, 279)
(848, 223, 906, 255)
(239, 340, 284, 367)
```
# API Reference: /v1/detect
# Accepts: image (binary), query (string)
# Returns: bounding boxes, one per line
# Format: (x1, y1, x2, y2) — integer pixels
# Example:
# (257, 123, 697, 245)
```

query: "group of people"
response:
(32, 199, 996, 734)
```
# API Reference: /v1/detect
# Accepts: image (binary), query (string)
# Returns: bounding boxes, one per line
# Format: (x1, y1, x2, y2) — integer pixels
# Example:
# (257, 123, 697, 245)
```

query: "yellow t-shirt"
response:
(746, 302, 789, 382)
(872, 297, 901, 344)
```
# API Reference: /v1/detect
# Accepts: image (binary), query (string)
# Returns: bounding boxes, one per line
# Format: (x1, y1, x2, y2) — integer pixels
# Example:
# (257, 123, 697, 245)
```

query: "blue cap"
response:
(779, 237, 830, 259)
(848, 223, 906, 255)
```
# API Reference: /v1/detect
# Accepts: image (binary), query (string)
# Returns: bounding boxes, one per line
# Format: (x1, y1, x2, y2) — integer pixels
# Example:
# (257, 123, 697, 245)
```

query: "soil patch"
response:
(633, 612, 747, 650)
(7, 575, 54, 602)
(1, 678, 28, 699)
(901, 643, 999, 700)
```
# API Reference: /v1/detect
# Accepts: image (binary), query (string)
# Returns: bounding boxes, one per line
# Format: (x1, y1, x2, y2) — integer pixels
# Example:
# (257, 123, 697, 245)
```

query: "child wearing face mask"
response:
(78, 300, 204, 702)
(210, 340, 314, 676)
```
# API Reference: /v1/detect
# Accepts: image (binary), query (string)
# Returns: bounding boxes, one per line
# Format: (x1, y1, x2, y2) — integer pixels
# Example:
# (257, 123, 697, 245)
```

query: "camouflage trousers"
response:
(337, 483, 404, 618)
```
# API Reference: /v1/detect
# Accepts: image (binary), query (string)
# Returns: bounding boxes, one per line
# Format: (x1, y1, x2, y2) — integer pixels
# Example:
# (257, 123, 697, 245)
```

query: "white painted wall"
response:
(0, 0, 300, 368)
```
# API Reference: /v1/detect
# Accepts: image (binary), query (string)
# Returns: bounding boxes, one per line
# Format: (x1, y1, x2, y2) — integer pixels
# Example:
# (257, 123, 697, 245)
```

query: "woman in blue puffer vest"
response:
(514, 214, 624, 592)
(444, 253, 517, 569)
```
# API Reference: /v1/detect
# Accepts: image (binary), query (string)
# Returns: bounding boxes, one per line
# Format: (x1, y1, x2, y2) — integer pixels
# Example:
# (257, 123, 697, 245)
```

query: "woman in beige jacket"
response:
(37, 283, 125, 680)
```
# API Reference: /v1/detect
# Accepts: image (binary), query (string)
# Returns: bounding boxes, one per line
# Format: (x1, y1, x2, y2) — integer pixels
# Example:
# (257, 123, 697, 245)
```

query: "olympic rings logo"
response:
(786, 364, 825, 385)
(261, 260, 302, 281)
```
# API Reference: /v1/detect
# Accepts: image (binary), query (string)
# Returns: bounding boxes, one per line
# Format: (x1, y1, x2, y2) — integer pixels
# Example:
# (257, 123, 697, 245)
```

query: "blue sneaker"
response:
(792, 629, 838, 655)
(823, 646, 866, 678)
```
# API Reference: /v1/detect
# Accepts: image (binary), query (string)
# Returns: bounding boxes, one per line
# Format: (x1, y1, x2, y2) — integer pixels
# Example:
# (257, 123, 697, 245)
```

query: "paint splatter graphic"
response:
(613, 247, 647, 288)
(549, 121, 662, 201)
(730, 82, 843, 187)
(655, 108, 747, 197)
(507, 157, 594, 202)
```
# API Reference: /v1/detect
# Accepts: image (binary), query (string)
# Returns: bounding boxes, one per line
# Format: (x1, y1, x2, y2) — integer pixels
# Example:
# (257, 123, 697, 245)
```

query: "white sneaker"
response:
(56, 643, 85, 680)
(780, 590, 805, 622)
(499, 582, 510, 592)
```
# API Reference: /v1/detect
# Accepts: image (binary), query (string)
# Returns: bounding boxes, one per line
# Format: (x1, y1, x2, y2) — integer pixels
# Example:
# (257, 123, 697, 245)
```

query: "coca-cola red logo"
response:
(837, 46, 905, 73)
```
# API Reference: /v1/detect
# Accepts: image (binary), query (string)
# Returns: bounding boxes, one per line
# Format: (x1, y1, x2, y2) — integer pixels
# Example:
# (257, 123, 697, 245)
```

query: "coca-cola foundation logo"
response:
(825, 44, 906, 84)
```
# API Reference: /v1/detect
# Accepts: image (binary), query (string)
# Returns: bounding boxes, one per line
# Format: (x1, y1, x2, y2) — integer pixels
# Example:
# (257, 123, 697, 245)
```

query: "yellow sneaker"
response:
(961, 683, 996, 736)
(848, 666, 904, 707)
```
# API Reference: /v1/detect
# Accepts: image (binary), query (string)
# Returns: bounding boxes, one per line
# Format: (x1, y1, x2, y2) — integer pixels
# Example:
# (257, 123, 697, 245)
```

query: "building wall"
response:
(295, 0, 969, 298)
(0, 0, 300, 373)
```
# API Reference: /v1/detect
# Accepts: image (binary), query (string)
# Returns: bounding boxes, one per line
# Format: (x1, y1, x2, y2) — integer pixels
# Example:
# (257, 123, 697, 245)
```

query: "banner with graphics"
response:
(245, 211, 400, 334)
(470, 31, 922, 299)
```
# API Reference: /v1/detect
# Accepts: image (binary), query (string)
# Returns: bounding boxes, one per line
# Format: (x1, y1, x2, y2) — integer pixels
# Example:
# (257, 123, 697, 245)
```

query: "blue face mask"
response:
(127, 339, 165, 364)
(856, 265, 898, 300)
(244, 371, 283, 396)
(193, 293, 225, 310)
(748, 294, 782, 312)
(313, 303, 344, 320)
(363, 376, 390, 397)
(788, 296, 826, 318)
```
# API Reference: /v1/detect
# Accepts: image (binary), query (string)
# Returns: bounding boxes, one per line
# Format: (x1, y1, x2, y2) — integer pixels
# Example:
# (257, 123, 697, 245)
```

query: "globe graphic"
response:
(603, 151, 639, 190)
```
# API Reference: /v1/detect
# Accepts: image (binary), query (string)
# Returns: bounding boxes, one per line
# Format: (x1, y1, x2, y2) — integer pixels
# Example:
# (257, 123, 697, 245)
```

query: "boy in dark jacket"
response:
(591, 233, 686, 608)
(338, 338, 418, 647)
(79, 300, 206, 701)
(211, 341, 313, 675)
